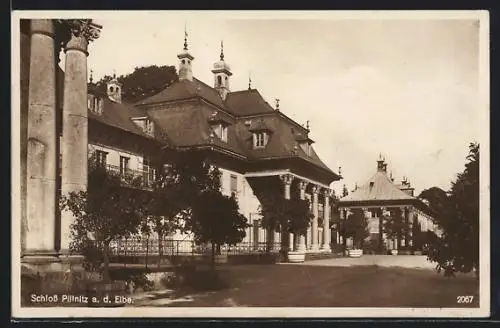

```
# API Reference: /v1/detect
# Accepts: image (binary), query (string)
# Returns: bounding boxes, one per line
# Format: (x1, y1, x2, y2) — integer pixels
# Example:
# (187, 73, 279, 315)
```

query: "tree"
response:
(136, 150, 214, 257)
(186, 166, 250, 268)
(259, 190, 312, 252)
(419, 142, 480, 277)
(92, 65, 178, 103)
(60, 156, 145, 282)
(344, 209, 369, 249)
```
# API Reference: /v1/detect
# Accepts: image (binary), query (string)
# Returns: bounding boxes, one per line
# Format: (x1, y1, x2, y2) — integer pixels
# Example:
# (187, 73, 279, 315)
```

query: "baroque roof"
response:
(340, 170, 415, 203)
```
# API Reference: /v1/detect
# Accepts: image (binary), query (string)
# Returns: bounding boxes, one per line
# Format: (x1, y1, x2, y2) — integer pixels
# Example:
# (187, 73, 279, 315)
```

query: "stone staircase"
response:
(305, 252, 343, 261)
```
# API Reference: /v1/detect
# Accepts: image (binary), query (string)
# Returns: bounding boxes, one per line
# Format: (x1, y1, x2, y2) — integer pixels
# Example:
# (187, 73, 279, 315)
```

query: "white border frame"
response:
(11, 10, 490, 318)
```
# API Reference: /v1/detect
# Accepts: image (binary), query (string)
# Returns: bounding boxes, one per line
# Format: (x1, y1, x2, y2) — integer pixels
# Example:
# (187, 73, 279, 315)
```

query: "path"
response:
(283, 255, 437, 270)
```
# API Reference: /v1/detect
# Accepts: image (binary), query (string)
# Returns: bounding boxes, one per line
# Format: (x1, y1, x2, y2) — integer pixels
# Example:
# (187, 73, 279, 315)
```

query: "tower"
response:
(107, 71, 122, 104)
(177, 27, 194, 81)
(211, 41, 232, 100)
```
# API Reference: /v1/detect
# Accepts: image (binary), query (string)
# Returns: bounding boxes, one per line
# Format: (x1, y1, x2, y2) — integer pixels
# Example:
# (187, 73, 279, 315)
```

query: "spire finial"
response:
(275, 98, 280, 110)
(248, 75, 252, 90)
(379, 153, 382, 160)
(112, 69, 116, 79)
(184, 22, 188, 50)
(220, 40, 224, 61)
(306, 120, 310, 130)
(89, 69, 93, 83)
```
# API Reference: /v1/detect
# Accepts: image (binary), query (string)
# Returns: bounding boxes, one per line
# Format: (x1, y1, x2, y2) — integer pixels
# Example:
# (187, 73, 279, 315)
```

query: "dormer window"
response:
(144, 119, 154, 135)
(87, 94, 103, 115)
(295, 132, 314, 157)
(249, 119, 272, 149)
(132, 117, 155, 137)
(253, 131, 269, 148)
(212, 123, 228, 142)
(208, 112, 231, 143)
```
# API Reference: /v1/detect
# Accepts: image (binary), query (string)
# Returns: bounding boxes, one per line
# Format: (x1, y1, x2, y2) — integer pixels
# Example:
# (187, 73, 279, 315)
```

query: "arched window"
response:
(182, 59, 186, 65)
(110, 86, 114, 92)
(116, 87, 120, 93)
(217, 75, 222, 86)
(188, 60, 191, 65)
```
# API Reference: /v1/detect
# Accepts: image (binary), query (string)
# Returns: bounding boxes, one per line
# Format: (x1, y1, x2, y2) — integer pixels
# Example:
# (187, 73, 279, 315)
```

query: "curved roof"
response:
(340, 170, 415, 203)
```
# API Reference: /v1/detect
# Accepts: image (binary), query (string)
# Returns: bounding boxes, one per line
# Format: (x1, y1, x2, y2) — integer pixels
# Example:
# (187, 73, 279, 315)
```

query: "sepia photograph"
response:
(11, 10, 490, 318)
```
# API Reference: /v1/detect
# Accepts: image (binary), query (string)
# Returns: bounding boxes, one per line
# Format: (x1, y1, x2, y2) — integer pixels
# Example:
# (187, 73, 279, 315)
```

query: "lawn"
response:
(134, 264, 479, 308)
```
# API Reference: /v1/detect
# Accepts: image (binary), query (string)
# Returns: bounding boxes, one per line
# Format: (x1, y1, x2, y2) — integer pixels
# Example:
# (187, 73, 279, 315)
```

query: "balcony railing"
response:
(104, 164, 155, 190)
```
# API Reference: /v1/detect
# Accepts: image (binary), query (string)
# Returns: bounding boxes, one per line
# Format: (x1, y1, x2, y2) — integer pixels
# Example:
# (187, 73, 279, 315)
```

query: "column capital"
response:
(59, 19, 102, 54)
(298, 180, 309, 190)
(322, 188, 332, 197)
(311, 185, 320, 194)
(280, 173, 294, 186)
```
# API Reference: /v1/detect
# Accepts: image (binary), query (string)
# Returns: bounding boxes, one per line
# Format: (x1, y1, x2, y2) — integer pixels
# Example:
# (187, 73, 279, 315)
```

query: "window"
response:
(253, 132, 268, 148)
(143, 158, 156, 186)
(119, 156, 129, 175)
(88, 95, 103, 115)
(110, 86, 114, 92)
(144, 119, 154, 135)
(212, 124, 228, 142)
(217, 75, 222, 86)
(182, 59, 186, 64)
(95, 150, 108, 168)
(230, 174, 237, 195)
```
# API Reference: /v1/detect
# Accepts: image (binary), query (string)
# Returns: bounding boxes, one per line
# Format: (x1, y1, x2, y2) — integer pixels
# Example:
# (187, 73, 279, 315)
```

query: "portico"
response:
(337, 156, 439, 254)
(245, 170, 335, 253)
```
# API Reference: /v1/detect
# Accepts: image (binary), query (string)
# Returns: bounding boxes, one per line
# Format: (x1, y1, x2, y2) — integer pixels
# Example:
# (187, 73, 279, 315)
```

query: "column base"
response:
(309, 245, 320, 252)
(320, 245, 331, 252)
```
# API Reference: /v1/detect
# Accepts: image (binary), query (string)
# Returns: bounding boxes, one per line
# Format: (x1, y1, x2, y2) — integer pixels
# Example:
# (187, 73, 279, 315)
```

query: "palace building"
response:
(337, 156, 439, 254)
(20, 19, 342, 275)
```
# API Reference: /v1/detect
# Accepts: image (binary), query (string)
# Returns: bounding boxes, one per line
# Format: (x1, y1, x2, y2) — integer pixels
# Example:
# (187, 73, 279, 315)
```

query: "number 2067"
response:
(457, 296, 474, 303)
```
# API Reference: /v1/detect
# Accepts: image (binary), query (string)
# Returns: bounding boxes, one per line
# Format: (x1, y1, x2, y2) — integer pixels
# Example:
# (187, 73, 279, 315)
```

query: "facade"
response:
(20, 18, 342, 275)
(337, 156, 439, 253)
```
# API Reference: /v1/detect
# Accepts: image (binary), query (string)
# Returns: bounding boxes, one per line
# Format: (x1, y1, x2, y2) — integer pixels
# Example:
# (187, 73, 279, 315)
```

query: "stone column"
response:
(60, 20, 101, 252)
(281, 174, 294, 251)
(310, 186, 320, 251)
(273, 230, 280, 251)
(25, 19, 58, 258)
(297, 181, 308, 252)
(408, 207, 414, 249)
(321, 189, 331, 252)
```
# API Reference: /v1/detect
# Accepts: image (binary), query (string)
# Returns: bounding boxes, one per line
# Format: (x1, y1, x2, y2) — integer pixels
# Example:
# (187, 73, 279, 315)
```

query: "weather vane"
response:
(184, 22, 188, 50)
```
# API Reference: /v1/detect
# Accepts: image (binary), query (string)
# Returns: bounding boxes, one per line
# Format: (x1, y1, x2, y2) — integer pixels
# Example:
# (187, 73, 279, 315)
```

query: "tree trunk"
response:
(102, 242, 110, 282)
(158, 230, 164, 257)
(211, 242, 216, 270)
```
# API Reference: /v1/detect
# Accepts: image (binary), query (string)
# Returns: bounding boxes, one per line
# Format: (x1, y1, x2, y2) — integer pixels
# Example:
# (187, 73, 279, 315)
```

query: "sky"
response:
(74, 12, 484, 196)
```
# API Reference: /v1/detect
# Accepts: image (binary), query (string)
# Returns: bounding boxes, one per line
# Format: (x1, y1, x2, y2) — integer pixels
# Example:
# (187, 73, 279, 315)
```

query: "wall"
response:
(219, 167, 263, 244)
(88, 142, 145, 172)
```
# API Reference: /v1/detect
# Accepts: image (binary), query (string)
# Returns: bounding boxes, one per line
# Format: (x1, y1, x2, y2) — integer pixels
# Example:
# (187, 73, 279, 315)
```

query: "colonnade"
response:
(23, 19, 101, 262)
(280, 174, 333, 252)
